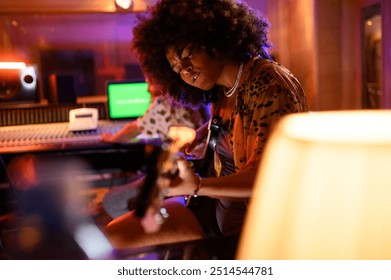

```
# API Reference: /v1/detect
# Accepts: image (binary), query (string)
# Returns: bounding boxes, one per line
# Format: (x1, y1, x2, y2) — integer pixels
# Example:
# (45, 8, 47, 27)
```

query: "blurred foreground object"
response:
(238, 110, 391, 259)
(5, 155, 112, 259)
(136, 126, 196, 233)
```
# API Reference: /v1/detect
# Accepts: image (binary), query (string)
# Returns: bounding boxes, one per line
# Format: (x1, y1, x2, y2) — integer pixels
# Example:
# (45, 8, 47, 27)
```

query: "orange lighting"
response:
(0, 62, 26, 69)
(115, 0, 132, 9)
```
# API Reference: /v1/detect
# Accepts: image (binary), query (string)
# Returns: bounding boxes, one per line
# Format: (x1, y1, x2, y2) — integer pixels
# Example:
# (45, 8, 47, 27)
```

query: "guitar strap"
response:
(206, 115, 222, 154)
(198, 115, 222, 178)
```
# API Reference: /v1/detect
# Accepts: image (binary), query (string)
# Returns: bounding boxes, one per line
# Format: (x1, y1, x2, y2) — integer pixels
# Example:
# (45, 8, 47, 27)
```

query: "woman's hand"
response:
(182, 121, 209, 158)
(183, 137, 201, 155)
(101, 132, 115, 142)
(168, 157, 199, 197)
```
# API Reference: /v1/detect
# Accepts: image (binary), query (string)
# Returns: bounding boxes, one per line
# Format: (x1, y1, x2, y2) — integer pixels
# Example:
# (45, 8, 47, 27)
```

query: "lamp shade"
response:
(237, 110, 391, 259)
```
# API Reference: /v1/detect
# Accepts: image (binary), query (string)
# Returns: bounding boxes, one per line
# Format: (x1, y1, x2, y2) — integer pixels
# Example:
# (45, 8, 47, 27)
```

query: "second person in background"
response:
(101, 77, 209, 143)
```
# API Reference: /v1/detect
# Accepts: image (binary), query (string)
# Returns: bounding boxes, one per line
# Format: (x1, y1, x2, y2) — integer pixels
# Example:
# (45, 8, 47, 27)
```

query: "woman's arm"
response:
(101, 121, 142, 143)
(196, 169, 256, 199)
(168, 157, 256, 199)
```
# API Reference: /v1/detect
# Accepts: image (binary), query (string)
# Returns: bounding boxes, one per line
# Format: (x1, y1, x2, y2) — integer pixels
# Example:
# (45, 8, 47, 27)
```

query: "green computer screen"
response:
(107, 81, 151, 120)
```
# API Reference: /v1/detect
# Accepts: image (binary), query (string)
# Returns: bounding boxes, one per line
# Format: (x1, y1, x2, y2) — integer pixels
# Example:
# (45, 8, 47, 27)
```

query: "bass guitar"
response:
(185, 115, 221, 206)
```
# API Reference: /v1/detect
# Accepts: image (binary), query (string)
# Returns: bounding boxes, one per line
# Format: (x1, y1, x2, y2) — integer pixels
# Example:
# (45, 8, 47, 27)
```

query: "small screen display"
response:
(76, 113, 93, 118)
(107, 81, 151, 120)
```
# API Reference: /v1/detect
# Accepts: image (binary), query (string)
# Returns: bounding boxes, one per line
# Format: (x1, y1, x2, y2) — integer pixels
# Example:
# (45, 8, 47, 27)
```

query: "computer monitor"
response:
(106, 80, 151, 120)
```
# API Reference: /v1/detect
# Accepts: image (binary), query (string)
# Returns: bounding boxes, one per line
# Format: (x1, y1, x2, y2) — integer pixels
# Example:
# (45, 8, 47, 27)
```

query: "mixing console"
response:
(0, 120, 134, 152)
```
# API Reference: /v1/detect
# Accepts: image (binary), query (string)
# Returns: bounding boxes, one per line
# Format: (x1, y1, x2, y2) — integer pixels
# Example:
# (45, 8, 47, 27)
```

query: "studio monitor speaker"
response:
(0, 65, 38, 105)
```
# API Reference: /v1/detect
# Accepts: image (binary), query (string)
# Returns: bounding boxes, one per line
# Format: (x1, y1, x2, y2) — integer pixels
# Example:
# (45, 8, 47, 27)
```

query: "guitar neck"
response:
(134, 126, 196, 223)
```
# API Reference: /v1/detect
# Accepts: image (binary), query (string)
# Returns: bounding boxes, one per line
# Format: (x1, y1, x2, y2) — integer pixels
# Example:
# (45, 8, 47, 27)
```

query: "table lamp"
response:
(237, 110, 391, 259)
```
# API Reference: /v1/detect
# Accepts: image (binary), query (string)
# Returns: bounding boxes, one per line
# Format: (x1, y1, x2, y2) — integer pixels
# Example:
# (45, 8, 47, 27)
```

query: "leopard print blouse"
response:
(213, 57, 309, 172)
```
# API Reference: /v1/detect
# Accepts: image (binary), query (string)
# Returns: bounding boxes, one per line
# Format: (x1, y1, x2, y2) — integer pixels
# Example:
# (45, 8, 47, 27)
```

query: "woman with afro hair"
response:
(105, 0, 309, 249)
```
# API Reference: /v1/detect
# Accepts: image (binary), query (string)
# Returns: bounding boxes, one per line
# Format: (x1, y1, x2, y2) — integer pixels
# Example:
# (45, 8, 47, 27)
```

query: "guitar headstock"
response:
(134, 126, 196, 233)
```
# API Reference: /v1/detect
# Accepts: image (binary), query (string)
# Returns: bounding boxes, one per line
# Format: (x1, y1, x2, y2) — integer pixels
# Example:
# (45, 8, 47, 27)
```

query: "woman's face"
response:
(165, 44, 223, 91)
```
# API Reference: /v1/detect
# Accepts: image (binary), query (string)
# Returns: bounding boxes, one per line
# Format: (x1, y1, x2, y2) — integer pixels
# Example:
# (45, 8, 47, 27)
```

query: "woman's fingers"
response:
(167, 157, 198, 197)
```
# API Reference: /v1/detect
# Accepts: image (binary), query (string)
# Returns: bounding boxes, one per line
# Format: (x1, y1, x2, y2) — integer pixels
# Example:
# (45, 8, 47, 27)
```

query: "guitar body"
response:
(186, 116, 223, 238)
